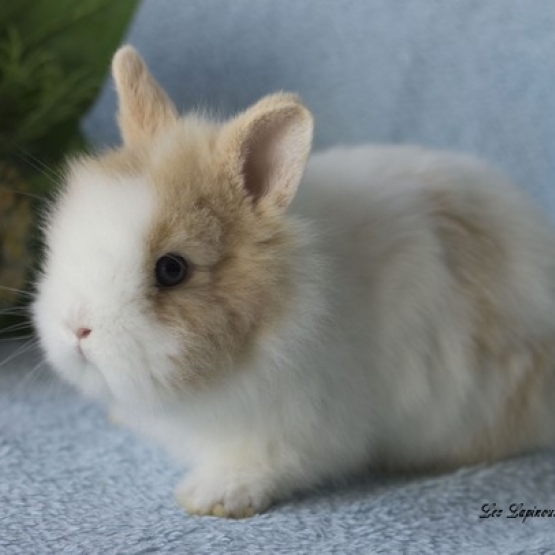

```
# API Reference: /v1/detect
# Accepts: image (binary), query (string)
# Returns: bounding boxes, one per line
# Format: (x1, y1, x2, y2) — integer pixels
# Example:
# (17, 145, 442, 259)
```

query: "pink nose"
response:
(76, 327, 91, 340)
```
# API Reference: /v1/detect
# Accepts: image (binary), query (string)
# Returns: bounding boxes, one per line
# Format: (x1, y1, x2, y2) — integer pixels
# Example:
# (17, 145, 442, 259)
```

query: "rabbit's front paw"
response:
(175, 466, 273, 518)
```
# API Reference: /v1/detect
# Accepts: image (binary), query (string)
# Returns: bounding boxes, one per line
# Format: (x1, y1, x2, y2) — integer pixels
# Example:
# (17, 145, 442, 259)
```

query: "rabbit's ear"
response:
(112, 46, 178, 146)
(222, 93, 313, 211)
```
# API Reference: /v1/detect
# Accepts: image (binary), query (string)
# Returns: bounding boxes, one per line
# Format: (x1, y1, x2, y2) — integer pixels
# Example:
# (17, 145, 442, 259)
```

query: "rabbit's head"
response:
(33, 46, 313, 406)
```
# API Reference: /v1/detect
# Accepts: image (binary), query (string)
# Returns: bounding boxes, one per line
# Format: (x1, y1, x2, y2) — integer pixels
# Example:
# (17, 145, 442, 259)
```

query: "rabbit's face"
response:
(33, 47, 313, 406)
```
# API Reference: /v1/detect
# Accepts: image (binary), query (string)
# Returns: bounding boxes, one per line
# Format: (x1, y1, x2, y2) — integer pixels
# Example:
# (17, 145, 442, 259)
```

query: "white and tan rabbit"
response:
(33, 46, 555, 518)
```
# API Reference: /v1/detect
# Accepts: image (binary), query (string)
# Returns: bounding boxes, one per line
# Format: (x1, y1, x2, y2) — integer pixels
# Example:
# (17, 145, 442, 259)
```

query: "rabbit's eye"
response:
(155, 254, 190, 287)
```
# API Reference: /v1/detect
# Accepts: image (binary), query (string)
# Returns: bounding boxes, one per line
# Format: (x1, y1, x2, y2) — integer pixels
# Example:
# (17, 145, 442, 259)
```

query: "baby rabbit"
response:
(33, 46, 555, 518)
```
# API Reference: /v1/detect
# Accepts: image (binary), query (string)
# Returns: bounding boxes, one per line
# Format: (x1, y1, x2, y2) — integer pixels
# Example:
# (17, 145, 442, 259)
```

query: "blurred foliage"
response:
(0, 0, 137, 166)
(0, 0, 137, 330)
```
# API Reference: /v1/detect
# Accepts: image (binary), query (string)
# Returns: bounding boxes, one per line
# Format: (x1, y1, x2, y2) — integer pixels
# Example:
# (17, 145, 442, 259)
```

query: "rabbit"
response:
(33, 45, 555, 518)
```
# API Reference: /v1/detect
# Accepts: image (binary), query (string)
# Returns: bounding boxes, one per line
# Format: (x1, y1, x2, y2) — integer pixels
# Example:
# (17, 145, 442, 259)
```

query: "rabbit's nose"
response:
(76, 327, 92, 340)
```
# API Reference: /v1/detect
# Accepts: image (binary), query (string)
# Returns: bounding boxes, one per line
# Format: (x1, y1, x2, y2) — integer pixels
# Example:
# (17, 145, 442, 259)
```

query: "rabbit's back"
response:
(294, 145, 555, 470)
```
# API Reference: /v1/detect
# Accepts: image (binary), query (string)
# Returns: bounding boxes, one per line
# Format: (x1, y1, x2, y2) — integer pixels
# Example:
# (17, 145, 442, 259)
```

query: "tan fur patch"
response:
(430, 189, 554, 466)
(116, 111, 308, 392)
(453, 338, 554, 467)
(431, 189, 507, 355)
(112, 46, 178, 147)
(142, 120, 299, 390)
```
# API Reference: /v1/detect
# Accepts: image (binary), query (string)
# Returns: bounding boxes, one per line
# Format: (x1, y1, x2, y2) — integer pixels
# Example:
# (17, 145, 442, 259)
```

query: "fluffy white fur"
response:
(34, 166, 182, 403)
(33, 48, 555, 518)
